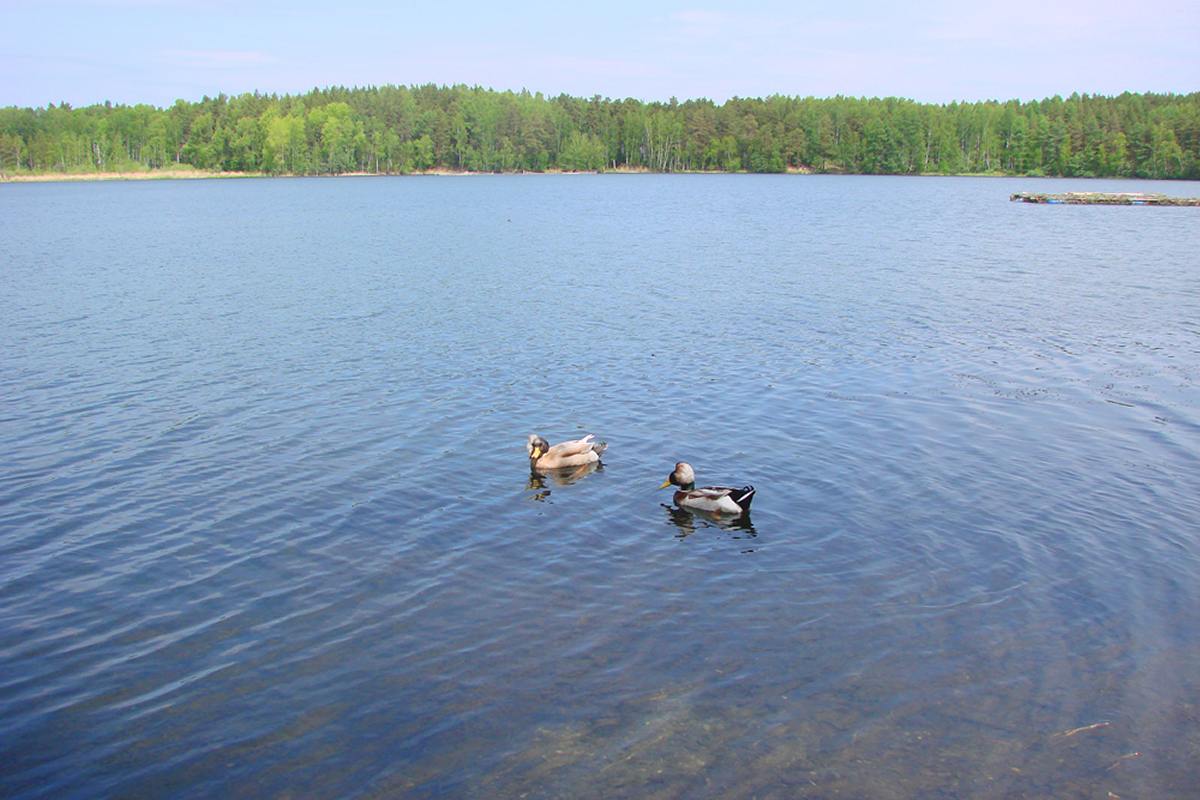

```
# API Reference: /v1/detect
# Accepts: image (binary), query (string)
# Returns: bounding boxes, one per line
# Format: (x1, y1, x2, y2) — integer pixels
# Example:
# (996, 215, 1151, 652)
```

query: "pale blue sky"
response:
(3, 0, 1198, 108)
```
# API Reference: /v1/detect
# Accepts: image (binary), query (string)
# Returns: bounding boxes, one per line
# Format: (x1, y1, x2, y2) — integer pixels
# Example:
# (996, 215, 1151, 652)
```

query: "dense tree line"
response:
(1, 85, 1197, 178)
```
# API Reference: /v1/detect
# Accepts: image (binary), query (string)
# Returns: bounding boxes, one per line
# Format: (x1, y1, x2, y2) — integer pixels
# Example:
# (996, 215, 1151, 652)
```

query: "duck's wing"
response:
(681, 485, 755, 514)
(714, 485, 755, 511)
(547, 434, 605, 457)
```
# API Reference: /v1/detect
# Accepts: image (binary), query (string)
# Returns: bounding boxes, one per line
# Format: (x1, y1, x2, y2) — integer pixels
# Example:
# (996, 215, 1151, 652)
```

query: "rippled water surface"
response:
(3, 175, 1200, 798)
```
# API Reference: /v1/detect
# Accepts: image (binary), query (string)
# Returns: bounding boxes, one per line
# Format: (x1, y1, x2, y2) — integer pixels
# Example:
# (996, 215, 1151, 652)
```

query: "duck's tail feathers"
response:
(732, 485, 755, 511)
(577, 433, 608, 456)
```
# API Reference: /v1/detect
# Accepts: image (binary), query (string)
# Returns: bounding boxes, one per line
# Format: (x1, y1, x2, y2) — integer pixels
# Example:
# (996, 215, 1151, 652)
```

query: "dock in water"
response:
(1011, 191, 1200, 206)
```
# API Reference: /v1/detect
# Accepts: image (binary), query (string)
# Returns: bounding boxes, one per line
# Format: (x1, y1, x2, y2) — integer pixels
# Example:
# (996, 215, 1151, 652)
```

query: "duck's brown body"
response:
(527, 434, 607, 470)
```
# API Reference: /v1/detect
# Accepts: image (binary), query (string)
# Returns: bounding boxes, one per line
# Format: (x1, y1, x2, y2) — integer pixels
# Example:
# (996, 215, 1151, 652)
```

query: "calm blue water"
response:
(2, 174, 1199, 798)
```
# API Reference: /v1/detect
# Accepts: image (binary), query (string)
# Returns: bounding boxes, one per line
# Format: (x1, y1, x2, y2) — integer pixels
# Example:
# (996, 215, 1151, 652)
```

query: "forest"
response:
(1, 85, 1197, 179)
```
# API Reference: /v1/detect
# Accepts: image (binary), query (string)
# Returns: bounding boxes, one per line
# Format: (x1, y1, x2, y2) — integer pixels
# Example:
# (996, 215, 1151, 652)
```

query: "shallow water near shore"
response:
(2, 174, 1200, 798)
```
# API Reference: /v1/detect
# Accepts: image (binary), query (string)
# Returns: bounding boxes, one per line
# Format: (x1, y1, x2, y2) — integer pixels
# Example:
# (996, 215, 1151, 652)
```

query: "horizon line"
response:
(5, 83, 1196, 112)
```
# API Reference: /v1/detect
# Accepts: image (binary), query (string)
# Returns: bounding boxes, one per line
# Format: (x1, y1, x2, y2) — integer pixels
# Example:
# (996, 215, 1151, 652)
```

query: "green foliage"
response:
(1, 87, 1197, 179)
(559, 131, 606, 171)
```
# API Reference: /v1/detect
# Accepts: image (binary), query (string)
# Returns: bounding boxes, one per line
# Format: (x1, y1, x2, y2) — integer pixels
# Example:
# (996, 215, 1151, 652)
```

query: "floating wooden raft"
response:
(1010, 191, 1200, 206)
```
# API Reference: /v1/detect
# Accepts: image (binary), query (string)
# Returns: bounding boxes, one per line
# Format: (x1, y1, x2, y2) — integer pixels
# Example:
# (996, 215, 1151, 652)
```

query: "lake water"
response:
(2, 174, 1199, 798)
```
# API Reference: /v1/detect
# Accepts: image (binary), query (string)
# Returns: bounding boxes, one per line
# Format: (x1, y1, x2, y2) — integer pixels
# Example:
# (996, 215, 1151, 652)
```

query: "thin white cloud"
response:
(670, 9, 732, 38)
(538, 54, 666, 82)
(160, 49, 277, 69)
(923, 0, 1188, 44)
(12, 0, 207, 6)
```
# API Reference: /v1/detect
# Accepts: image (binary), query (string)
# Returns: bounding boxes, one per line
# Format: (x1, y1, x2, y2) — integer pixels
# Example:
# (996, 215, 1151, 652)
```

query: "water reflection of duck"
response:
(664, 504, 757, 539)
(659, 462, 755, 516)
(527, 460, 602, 490)
(527, 433, 607, 470)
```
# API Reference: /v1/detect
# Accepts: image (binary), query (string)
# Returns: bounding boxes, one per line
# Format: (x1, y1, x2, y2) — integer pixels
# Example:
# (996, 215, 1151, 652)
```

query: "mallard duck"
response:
(527, 433, 607, 470)
(660, 461, 755, 515)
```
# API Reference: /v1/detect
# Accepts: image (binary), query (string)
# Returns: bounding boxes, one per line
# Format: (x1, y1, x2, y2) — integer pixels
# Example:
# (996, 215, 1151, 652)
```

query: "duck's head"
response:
(660, 461, 695, 490)
(527, 434, 551, 462)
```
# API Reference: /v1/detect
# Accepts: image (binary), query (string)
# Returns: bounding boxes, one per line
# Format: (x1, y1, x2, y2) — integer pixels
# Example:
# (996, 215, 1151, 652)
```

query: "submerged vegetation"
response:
(1, 85, 1197, 179)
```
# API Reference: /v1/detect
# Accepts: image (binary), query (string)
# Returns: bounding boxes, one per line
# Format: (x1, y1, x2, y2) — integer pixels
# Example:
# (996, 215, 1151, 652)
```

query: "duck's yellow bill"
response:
(659, 479, 672, 489)
(531, 448, 542, 459)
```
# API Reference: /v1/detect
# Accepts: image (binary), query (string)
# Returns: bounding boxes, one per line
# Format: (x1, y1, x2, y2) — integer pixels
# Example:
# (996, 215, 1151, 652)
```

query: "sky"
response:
(2, 0, 1198, 108)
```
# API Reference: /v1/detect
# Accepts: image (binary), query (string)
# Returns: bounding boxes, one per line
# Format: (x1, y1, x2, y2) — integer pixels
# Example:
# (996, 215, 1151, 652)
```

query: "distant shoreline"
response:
(1, 167, 1184, 184)
(0, 166, 769, 182)
(0, 169, 264, 183)
(5, 89, 1194, 181)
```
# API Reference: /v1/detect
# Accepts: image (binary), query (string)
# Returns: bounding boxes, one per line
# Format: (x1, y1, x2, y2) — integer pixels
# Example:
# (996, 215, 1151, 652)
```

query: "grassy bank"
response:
(1, 166, 266, 183)
(0, 164, 848, 183)
(5, 165, 1168, 184)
